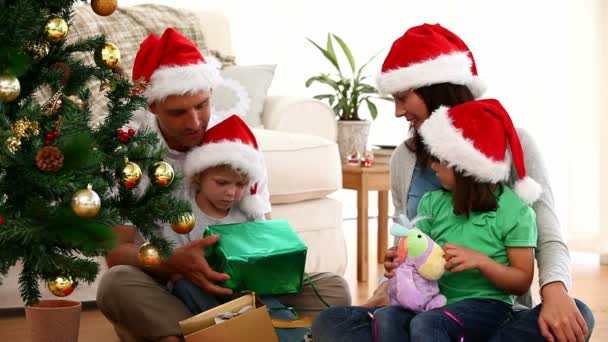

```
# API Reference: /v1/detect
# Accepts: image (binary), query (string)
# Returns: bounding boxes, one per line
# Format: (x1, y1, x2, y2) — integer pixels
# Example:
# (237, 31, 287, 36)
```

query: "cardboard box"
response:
(179, 292, 278, 342)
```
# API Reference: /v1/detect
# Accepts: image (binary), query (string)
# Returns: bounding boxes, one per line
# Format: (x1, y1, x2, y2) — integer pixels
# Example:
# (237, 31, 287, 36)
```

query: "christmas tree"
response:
(0, 0, 192, 305)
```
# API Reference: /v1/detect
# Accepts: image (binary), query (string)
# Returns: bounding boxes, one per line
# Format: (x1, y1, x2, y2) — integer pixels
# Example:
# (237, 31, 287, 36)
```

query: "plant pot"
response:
(25, 299, 82, 342)
(337, 120, 371, 163)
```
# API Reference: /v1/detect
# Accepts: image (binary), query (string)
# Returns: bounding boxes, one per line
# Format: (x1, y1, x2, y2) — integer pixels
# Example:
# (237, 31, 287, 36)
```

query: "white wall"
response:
(119, 0, 605, 246)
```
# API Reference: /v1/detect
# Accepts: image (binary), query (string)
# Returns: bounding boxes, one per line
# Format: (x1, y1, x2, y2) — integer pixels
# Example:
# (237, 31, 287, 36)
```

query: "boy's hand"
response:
(167, 235, 233, 296)
(443, 243, 489, 272)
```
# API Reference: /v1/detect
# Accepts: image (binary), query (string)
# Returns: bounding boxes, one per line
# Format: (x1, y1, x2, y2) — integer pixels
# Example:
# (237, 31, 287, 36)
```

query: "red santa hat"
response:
(418, 99, 542, 204)
(184, 115, 266, 218)
(132, 28, 220, 103)
(376, 23, 486, 98)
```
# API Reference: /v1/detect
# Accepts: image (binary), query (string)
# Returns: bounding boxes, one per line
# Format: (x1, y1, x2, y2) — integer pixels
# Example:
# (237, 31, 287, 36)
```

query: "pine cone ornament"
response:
(36, 146, 64, 172)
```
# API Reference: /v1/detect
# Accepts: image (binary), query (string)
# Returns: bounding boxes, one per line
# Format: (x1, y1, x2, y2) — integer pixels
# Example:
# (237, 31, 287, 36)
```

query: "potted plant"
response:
(305, 33, 391, 162)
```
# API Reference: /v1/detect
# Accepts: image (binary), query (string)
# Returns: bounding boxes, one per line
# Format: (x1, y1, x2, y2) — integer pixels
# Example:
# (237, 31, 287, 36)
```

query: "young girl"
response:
(401, 98, 540, 341)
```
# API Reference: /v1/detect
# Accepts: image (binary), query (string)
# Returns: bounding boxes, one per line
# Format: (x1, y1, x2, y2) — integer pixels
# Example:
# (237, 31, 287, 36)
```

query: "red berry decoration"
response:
(119, 135, 128, 143)
(128, 128, 135, 137)
(52, 129, 59, 138)
(0, 216, 4, 224)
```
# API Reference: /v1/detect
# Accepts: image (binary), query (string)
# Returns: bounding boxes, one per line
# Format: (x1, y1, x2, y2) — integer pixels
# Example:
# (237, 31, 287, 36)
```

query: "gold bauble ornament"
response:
(149, 161, 175, 187)
(71, 184, 101, 218)
(171, 212, 196, 234)
(66, 95, 85, 111)
(94, 42, 121, 69)
(47, 275, 76, 297)
(138, 243, 161, 267)
(91, 0, 117, 16)
(0, 74, 21, 103)
(44, 16, 69, 43)
(118, 161, 142, 188)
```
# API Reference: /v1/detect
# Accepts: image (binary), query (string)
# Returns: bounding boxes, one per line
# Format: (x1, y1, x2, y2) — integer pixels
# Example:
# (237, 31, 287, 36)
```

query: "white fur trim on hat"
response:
(184, 140, 264, 183)
(376, 52, 481, 97)
(239, 193, 266, 219)
(419, 106, 511, 183)
(146, 63, 221, 103)
(513, 176, 542, 205)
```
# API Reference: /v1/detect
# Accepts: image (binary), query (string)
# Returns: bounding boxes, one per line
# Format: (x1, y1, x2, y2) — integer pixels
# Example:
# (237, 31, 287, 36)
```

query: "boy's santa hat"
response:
(184, 115, 266, 218)
(132, 28, 220, 103)
(418, 99, 542, 204)
(376, 23, 486, 98)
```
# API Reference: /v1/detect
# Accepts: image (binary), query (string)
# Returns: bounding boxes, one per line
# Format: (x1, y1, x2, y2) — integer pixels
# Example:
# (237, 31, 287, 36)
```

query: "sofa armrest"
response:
(262, 96, 337, 141)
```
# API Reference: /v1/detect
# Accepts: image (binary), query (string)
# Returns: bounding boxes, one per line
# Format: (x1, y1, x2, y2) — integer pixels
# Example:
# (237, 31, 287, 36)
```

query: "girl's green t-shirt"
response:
(416, 186, 537, 304)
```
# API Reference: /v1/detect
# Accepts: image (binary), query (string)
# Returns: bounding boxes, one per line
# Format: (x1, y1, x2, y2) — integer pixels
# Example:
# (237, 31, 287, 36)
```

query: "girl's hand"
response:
(383, 246, 400, 278)
(443, 243, 489, 272)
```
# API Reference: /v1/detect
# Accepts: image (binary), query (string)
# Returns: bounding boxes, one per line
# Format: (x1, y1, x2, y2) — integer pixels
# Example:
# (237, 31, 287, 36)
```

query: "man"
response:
(96, 28, 351, 342)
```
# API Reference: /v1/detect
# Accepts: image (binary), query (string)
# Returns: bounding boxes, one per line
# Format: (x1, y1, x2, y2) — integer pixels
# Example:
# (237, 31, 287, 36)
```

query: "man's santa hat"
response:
(132, 28, 220, 103)
(184, 115, 266, 218)
(418, 99, 542, 204)
(376, 23, 486, 98)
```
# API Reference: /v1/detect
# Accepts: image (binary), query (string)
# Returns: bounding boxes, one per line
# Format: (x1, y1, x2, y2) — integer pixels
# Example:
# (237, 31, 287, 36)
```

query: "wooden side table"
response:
(342, 163, 390, 282)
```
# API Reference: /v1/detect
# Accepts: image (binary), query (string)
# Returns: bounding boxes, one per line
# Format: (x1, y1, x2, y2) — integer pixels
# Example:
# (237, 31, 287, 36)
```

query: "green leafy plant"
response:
(305, 33, 391, 121)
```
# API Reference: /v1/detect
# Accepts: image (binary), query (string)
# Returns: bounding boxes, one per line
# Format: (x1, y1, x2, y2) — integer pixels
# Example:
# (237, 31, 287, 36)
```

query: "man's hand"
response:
(383, 246, 400, 278)
(361, 281, 390, 307)
(443, 243, 489, 272)
(167, 235, 233, 297)
(538, 282, 587, 342)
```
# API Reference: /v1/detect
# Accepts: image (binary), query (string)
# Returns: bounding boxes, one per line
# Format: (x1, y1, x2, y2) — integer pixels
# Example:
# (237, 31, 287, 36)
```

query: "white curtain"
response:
(120, 0, 606, 250)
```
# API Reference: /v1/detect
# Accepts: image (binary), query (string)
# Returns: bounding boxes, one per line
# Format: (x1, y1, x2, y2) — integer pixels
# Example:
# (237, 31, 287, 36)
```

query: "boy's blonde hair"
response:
(190, 164, 250, 194)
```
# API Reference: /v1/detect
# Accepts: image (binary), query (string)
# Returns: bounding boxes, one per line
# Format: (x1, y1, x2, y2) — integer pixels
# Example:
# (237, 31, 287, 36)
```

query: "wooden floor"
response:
(1, 218, 607, 341)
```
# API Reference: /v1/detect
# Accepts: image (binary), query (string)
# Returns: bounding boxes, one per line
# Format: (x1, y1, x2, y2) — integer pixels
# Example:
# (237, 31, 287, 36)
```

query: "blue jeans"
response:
(172, 279, 310, 342)
(312, 299, 594, 342)
(409, 299, 512, 342)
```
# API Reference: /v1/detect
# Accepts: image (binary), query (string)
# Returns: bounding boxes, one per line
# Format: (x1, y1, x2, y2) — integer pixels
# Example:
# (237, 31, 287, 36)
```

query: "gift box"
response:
(204, 220, 307, 295)
(179, 292, 279, 342)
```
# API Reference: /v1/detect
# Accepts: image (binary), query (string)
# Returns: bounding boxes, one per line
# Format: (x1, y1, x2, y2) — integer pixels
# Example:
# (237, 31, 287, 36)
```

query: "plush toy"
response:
(388, 215, 447, 312)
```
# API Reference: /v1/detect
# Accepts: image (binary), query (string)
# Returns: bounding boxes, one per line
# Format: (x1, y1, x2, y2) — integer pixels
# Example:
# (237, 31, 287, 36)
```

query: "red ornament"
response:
(127, 128, 135, 137)
(119, 135, 128, 143)
(0, 216, 4, 224)
(44, 140, 51, 146)
(52, 129, 59, 138)
(116, 128, 125, 136)
(46, 132, 54, 140)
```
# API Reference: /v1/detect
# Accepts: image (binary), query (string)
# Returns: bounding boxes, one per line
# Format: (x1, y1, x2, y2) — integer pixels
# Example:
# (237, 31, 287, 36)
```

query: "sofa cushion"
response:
(253, 129, 341, 203)
(211, 64, 276, 128)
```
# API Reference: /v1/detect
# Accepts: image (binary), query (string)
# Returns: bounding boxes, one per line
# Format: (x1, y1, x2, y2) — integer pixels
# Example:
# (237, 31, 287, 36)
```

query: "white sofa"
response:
(0, 5, 346, 309)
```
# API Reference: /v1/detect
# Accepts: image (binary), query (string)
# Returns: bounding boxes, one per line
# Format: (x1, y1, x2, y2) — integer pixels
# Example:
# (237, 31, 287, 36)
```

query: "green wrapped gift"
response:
(204, 220, 307, 295)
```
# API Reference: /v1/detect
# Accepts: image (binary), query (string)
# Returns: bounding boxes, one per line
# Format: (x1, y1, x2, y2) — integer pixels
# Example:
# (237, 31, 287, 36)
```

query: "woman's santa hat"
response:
(132, 28, 220, 103)
(418, 99, 542, 204)
(376, 23, 486, 98)
(184, 115, 266, 218)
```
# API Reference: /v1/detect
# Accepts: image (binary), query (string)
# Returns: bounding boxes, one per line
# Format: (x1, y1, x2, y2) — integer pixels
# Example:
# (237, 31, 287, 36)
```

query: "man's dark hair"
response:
(405, 83, 475, 166)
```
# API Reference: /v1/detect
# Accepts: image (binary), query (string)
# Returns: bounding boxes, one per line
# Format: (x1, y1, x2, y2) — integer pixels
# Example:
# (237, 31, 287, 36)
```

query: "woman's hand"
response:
(443, 243, 490, 272)
(383, 246, 400, 278)
(538, 282, 588, 342)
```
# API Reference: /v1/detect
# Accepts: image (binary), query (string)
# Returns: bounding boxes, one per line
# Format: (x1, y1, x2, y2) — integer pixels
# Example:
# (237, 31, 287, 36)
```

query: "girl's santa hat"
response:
(418, 99, 542, 204)
(376, 23, 486, 98)
(184, 115, 266, 218)
(132, 28, 220, 103)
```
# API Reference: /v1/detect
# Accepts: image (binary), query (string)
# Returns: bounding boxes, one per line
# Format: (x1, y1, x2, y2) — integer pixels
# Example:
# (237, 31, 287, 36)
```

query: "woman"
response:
(312, 23, 593, 342)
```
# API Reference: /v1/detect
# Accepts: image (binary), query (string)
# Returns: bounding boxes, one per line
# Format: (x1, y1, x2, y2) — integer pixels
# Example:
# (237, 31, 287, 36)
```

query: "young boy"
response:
(184, 114, 266, 226)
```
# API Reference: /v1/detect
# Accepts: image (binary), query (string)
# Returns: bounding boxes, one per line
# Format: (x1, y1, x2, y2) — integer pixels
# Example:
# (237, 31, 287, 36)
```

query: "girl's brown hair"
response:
(405, 83, 475, 167)
(450, 170, 500, 216)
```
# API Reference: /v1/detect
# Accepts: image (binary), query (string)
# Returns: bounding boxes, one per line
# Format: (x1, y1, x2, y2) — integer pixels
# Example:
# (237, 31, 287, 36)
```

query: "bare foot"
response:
(158, 336, 181, 342)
